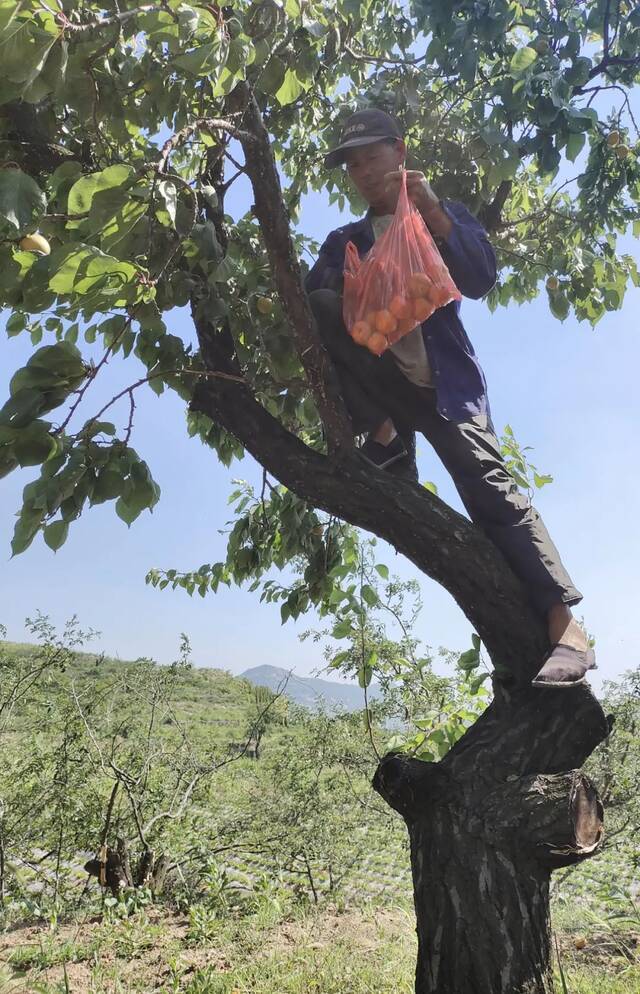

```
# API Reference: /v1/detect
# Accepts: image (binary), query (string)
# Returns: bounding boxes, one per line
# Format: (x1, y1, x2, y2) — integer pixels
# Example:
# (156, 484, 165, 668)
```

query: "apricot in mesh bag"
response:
(342, 171, 461, 355)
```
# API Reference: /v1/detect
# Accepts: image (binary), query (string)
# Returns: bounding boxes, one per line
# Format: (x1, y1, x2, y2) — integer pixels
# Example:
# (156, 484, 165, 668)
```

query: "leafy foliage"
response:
(0, 0, 638, 560)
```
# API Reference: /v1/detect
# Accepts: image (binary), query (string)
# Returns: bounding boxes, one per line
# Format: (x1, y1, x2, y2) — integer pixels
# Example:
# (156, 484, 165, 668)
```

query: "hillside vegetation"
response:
(0, 621, 638, 992)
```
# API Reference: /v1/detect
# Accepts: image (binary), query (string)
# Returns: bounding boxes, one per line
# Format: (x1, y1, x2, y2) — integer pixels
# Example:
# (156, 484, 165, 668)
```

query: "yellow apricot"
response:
(367, 332, 388, 355)
(407, 273, 434, 299)
(19, 233, 50, 255)
(351, 320, 373, 346)
(373, 309, 397, 335)
(388, 295, 413, 320)
(413, 297, 433, 322)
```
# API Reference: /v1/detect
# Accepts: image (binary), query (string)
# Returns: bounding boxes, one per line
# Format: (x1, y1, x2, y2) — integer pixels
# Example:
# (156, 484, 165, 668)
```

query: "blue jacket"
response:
(305, 201, 497, 423)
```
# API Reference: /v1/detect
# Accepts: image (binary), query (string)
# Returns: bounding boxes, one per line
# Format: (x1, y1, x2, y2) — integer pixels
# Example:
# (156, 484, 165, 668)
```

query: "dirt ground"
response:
(0, 905, 415, 993)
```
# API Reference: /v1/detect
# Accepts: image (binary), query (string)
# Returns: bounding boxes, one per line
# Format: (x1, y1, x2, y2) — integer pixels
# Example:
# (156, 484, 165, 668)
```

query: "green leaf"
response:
(549, 291, 570, 321)
(115, 497, 142, 526)
(81, 420, 116, 439)
(6, 311, 26, 336)
(11, 511, 41, 556)
(468, 672, 488, 695)
(361, 583, 378, 608)
(471, 633, 481, 651)
(13, 421, 57, 466)
(533, 472, 553, 488)
(357, 660, 373, 688)
(48, 244, 137, 297)
(259, 56, 286, 95)
(191, 222, 222, 263)
(330, 650, 350, 669)
(0, 388, 44, 429)
(374, 563, 389, 579)
(564, 56, 592, 87)
(0, 169, 47, 234)
(157, 180, 177, 226)
(67, 165, 134, 216)
(332, 618, 354, 638)
(566, 132, 585, 163)
(510, 47, 538, 75)
(173, 40, 223, 76)
(93, 469, 124, 501)
(458, 648, 480, 672)
(0, 17, 57, 86)
(43, 519, 69, 552)
(275, 69, 308, 106)
(73, 253, 137, 295)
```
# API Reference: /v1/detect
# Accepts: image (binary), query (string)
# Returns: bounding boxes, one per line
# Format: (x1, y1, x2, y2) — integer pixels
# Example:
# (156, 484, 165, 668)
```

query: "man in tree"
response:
(306, 109, 595, 689)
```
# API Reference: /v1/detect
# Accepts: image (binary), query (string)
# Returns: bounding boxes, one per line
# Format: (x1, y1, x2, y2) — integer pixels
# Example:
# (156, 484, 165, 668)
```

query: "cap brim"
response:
(323, 134, 391, 168)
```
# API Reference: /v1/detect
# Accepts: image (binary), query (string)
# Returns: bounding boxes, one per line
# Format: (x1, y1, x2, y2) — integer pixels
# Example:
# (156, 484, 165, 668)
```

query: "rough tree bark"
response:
(374, 699, 607, 993)
(187, 86, 611, 994)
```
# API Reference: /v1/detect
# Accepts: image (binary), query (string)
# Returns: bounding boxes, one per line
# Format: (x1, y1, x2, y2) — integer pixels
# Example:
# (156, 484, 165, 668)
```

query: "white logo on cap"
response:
(343, 123, 367, 136)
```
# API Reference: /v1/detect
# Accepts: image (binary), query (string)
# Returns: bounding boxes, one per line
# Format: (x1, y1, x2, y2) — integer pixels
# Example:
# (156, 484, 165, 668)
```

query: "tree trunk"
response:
(84, 844, 132, 897)
(374, 686, 609, 994)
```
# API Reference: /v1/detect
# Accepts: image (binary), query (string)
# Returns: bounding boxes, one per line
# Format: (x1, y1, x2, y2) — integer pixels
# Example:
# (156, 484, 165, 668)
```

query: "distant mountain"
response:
(240, 664, 381, 712)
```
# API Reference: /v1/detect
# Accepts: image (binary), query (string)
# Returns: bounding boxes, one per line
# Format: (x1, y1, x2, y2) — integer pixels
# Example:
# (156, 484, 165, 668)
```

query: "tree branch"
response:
(157, 117, 256, 174)
(479, 181, 513, 233)
(227, 83, 354, 456)
(189, 342, 548, 684)
(53, 5, 172, 33)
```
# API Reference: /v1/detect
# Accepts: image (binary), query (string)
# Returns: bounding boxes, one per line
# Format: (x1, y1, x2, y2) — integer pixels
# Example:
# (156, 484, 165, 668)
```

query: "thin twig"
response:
(343, 42, 432, 67)
(158, 118, 255, 175)
(54, 315, 133, 436)
(576, 84, 640, 138)
(124, 391, 135, 444)
(66, 366, 244, 442)
(53, 5, 170, 33)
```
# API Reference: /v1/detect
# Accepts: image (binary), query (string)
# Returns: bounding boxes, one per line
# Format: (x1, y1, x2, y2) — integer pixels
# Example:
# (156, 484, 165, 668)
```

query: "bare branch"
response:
(65, 366, 244, 442)
(53, 5, 173, 33)
(54, 316, 133, 436)
(343, 43, 431, 67)
(157, 118, 256, 175)
(141, 771, 205, 837)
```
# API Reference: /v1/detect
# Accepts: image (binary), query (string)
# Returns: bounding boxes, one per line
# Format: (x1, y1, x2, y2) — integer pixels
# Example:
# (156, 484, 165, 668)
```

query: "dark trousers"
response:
(309, 289, 582, 617)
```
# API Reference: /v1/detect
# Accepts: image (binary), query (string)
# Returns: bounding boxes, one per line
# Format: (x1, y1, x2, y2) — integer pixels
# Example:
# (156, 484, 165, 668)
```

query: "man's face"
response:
(344, 139, 405, 209)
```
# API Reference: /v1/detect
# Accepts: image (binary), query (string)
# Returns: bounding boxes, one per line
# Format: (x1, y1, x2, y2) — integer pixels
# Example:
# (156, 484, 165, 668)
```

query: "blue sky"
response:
(1, 155, 639, 691)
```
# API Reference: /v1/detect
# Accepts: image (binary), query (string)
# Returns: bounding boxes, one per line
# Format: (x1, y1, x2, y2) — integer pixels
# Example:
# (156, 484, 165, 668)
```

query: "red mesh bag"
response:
(342, 171, 461, 355)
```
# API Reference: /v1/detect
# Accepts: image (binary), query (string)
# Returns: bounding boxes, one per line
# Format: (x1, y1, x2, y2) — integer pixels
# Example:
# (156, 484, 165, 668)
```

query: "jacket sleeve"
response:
(435, 201, 497, 300)
(304, 229, 346, 295)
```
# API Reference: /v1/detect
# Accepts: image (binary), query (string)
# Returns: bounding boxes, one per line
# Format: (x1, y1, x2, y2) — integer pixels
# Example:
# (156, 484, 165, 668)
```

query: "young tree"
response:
(2, 1, 638, 990)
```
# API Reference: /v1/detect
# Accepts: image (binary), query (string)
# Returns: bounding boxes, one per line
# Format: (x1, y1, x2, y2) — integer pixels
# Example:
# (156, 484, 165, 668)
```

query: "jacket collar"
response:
(349, 210, 375, 248)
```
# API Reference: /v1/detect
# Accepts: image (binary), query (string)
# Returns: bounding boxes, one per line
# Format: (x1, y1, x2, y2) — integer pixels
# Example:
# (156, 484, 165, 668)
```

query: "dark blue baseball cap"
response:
(324, 109, 404, 168)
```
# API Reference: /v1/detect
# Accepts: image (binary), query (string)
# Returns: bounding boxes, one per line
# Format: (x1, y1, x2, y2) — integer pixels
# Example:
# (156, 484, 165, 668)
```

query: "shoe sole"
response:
(531, 676, 588, 689)
(360, 450, 408, 471)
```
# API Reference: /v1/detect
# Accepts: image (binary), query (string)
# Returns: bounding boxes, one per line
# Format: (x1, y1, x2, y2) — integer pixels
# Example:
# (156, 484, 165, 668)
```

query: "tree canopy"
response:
(0, 0, 638, 647)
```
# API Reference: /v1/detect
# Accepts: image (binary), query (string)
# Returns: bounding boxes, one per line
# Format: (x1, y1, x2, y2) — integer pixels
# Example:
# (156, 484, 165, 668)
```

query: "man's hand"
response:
(384, 169, 453, 240)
